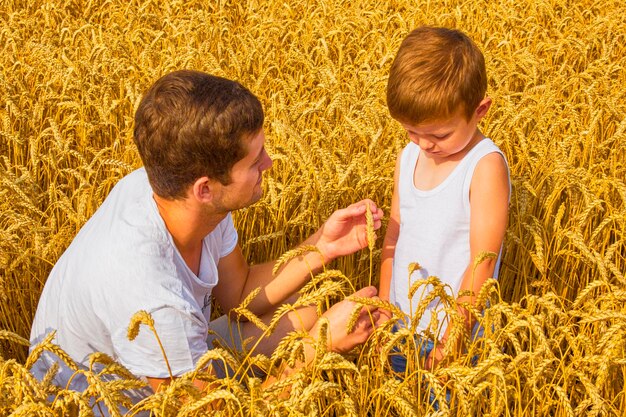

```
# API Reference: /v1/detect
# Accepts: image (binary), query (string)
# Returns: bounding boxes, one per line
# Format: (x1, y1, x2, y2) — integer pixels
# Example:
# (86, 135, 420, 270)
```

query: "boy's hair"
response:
(387, 26, 487, 124)
(133, 70, 264, 199)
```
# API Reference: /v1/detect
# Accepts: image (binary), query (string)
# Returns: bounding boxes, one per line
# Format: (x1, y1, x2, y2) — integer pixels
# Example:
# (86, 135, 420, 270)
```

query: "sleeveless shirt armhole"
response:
(462, 141, 507, 214)
(398, 143, 417, 205)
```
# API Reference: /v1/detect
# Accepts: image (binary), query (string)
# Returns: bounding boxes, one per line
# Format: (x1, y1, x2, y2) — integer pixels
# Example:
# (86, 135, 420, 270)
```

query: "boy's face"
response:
(401, 98, 491, 161)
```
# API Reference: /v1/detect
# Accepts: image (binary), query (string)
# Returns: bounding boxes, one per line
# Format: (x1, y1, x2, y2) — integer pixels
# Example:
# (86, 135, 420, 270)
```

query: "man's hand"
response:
(309, 286, 380, 353)
(263, 287, 380, 388)
(375, 308, 392, 328)
(313, 199, 383, 262)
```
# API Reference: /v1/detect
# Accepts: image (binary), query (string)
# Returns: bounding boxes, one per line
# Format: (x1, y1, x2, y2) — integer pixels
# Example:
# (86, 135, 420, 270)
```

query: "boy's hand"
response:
(425, 343, 445, 370)
(313, 199, 383, 262)
(309, 286, 380, 353)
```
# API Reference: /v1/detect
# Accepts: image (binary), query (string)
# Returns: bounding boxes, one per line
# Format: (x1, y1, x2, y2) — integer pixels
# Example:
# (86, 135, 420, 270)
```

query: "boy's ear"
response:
(191, 176, 215, 203)
(475, 97, 492, 119)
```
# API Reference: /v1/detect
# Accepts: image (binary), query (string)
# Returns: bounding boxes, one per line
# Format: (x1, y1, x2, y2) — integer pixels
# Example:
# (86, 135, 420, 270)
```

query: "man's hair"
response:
(387, 26, 487, 124)
(133, 70, 264, 199)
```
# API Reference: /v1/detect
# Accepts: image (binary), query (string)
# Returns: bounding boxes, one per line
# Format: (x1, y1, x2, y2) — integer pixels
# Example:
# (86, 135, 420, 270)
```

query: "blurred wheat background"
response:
(1, 0, 625, 415)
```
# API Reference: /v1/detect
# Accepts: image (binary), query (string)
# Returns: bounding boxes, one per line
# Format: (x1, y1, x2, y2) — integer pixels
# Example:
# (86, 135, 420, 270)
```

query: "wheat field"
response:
(1, 0, 625, 415)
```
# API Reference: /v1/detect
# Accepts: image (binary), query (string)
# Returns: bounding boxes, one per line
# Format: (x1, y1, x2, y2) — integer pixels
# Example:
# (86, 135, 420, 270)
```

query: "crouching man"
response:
(30, 70, 382, 415)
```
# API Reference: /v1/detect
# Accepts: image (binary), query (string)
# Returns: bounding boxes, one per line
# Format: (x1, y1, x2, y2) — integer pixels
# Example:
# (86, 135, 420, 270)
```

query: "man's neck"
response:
(153, 193, 226, 274)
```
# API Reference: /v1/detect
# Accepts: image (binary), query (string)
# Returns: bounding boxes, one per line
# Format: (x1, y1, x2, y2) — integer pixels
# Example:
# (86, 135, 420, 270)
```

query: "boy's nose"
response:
(418, 138, 435, 151)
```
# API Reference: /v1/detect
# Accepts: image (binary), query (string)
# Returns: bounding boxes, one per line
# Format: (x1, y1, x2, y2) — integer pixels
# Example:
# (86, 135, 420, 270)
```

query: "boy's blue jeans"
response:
(389, 321, 488, 409)
(389, 336, 434, 373)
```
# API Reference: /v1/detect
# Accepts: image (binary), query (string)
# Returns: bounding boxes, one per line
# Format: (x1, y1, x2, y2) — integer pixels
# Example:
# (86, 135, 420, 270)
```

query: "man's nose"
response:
(261, 151, 273, 171)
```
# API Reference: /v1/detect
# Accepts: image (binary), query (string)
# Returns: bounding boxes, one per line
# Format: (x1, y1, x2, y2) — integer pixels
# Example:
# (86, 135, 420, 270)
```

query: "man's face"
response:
(211, 129, 273, 212)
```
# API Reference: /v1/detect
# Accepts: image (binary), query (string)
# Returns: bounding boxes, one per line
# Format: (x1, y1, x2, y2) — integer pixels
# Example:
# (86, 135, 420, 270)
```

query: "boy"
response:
(378, 26, 510, 372)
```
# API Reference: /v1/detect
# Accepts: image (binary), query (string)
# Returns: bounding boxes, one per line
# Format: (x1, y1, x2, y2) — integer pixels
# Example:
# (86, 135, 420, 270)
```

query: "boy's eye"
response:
(433, 133, 450, 140)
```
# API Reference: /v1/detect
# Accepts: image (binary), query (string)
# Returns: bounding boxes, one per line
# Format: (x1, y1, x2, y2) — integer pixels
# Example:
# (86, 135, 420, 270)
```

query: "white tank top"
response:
(390, 138, 508, 335)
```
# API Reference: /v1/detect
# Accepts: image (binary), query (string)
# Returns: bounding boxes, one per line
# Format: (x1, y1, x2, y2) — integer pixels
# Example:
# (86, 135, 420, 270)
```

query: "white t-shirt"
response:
(390, 139, 509, 337)
(29, 168, 238, 413)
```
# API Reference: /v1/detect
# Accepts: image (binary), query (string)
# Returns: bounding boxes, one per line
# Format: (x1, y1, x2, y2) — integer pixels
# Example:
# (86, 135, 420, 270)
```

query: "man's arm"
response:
(147, 286, 380, 393)
(212, 200, 383, 315)
(426, 152, 510, 369)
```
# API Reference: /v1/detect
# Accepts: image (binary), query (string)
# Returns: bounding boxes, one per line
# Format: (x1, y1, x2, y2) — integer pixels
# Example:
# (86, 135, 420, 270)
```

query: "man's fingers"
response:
(361, 198, 384, 223)
(352, 302, 379, 334)
(352, 286, 377, 298)
(349, 287, 379, 322)
(359, 228, 370, 249)
(349, 287, 379, 316)
(344, 199, 383, 220)
(370, 310, 380, 323)
(335, 202, 366, 219)
(356, 310, 379, 332)
(359, 304, 379, 317)
(352, 316, 375, 342)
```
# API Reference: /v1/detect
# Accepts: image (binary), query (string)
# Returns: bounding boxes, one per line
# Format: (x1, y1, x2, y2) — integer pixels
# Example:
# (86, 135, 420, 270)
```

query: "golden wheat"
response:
(1, 0, 625, 415)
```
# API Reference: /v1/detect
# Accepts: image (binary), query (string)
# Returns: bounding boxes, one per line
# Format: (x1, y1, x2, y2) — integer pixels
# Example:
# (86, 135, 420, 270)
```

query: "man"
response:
(30, 70, 383, 413)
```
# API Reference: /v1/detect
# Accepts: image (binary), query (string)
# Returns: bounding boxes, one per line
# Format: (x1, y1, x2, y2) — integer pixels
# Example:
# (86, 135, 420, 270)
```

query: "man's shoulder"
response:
(97, 168, 158, 232)
(62, 167, 171, 278)
(202, 212, 238, 260)
(108, 167, 150, 198)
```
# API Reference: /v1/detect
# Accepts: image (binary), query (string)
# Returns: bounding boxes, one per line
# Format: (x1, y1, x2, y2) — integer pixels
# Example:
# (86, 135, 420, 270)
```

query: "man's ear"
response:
(191, 176, 215, 203)
(475, 97, 492, 120)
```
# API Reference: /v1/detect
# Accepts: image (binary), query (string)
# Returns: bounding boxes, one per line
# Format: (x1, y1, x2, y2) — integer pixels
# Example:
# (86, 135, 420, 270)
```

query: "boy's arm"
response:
(213, 200, 383, 315)
(426, 152, 509, 368)
(378, 152, 402, 323)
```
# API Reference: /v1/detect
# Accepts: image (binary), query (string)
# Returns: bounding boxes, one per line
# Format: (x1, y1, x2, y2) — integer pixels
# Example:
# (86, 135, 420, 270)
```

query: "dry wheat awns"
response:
(1, 0, 625, 415)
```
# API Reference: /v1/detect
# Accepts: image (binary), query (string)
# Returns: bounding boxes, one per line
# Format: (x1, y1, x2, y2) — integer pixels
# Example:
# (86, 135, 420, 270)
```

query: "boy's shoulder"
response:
(467, 138, 508, 168)
(470, 140, 511, 200)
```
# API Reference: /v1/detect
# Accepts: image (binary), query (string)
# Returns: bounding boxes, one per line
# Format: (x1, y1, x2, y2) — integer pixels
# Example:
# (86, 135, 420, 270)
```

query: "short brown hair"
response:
(133, 70, 264, 199)
(387, 26, 487, 124)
